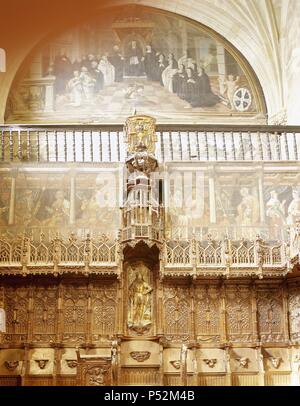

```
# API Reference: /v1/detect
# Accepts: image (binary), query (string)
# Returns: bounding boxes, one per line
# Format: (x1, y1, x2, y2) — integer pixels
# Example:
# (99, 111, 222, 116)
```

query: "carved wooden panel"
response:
(225, 286, 253, 343)
(164, 375, 181, 386)
(56, 376, 77, 386)
(232, 374, 259, 386)
(62, 285, 88, 344)
(24, 376, 53, 386)
(3, 286, 29, 343)
(163, 285, 191, 342)
(198, 375, 226, 386)
(195, 286, 221, 343)
(32, 286, 57, 343)
(265, 373, 291, 386)
(77, 361, 111, 386)
(288, 287, 300, 342)
(0, 376, 21, 386)
(257, 289, 284, 342)
(120, 368, 160, 385)
(91, 283, 117, 341)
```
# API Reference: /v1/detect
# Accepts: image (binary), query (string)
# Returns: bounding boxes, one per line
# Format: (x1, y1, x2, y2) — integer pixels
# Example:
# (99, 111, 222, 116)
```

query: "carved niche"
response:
(127, 262, 153, 335)
(195, 286, 221, 343)
(225, 285, 253, 343)
(4, 286, 29, 343)
(163, 285, 191, 342)
(91, 283, 117, 341)
(32, 286, 57, 343)
(257, 288, 284, 342)
(62, 285, 88, 344)
(77, 359, 112, 386)
(288, 287, 300, 342)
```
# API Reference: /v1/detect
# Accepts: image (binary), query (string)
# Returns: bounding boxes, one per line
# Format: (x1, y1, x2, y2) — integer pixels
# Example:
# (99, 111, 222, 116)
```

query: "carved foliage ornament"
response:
(170, 360, 181, 370)
(66, 359, 78, 368)
(4, 360, 19, 371)
(203, 359, 217, 368)
(130, 351, 151, 362)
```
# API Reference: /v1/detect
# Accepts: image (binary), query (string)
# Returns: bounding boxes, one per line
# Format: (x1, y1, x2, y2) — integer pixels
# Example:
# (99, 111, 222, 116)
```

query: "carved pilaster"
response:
(87, 283, 92, 344)
(256, 346, 265, 386)
(220, 283, 227, 343)
(56, 283, 63, 343)
(282, 283, 290, 343)
(251, 282, 259, 342)
(27, 285, 34, 343)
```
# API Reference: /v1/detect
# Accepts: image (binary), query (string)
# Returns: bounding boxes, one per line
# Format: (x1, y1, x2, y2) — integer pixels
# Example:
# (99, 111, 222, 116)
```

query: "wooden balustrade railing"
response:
(1, 124, 300, 163)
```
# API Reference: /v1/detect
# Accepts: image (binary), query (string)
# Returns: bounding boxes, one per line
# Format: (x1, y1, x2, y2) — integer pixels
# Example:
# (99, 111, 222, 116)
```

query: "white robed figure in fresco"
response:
(67, 71, 83, 106)
(98, 55, 115, 86)
(161, 54, 178, 93)
(80, 67, 96, 102)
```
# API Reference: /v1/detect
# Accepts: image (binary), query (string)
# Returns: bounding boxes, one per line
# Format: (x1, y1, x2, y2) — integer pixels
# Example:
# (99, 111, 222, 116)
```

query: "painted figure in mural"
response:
(169, 190, 189, 239)
(109, 45, 124, 82)
(128, 264, 152, 330)
(193, 67, 220, 108)
(220, 75, 240, 110)
(15, 189, 43, 226)
(125, 40, 144, 77)
(162, 53, 178, 93)
(53, 49, 72, 96)
(266, 191, 286, 226)
(143, 45, 158, 81)
(67, 71, 84, 107)
(0, 187, 10, 226)
(236, 187, 260, 226)
(173, 63, 188, 100)
(80, 67, 96, 102)
(44, 191, 70, 226)
(287, 189, 300, 225)
(90, 60, 104, 93)
(98, 55, 115, 86)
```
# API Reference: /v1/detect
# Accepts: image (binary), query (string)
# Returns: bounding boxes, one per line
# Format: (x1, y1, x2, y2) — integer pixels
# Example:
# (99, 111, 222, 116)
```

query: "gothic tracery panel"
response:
(4, 286, 29, 343)
(91, 283, 117, 341)
(225, 285, 253, 343)
(32, 286, 57, 343)
(257, 288, 284, 343)
(163, 285, 191, 342)
(62, 285, 88, 344)
(195, 285, 221, 343)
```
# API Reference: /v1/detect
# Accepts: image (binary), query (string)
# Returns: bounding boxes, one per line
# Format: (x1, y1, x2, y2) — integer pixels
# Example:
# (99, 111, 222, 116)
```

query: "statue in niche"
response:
(128, 262, 153, 334)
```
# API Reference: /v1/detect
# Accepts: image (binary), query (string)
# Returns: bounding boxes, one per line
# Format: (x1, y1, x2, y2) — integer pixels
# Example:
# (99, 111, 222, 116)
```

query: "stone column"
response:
(208, 167, 216, 224)
(69, 170, 76, 225)
(8, 169, 18, 225)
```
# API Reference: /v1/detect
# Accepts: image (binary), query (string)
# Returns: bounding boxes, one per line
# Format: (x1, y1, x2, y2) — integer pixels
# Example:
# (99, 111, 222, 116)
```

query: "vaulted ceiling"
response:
(0, 0, 299, 124)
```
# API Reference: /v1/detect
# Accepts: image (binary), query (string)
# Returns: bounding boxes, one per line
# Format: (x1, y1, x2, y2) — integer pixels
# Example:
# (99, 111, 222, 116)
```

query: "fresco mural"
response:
(5, 6, 263, 124)
(1, 167, 298, 242)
